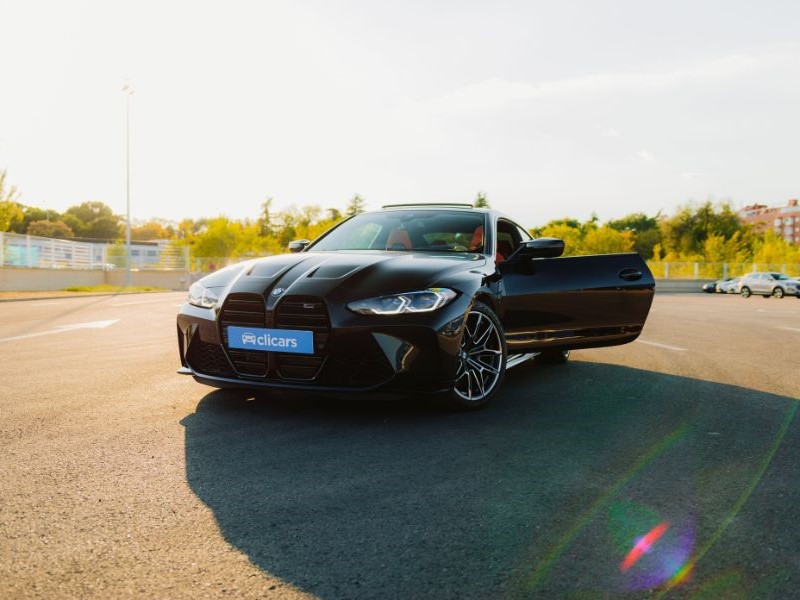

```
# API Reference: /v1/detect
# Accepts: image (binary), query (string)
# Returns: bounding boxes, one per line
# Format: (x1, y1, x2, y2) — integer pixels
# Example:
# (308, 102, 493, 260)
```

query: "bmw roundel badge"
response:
(272, 287, 285, 297)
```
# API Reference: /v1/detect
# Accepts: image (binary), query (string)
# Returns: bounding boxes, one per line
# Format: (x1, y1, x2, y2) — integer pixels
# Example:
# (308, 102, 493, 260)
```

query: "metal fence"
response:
(2, 232, 798, 279)
(0, 231, 189, 271)
(647, 261, 800, 279)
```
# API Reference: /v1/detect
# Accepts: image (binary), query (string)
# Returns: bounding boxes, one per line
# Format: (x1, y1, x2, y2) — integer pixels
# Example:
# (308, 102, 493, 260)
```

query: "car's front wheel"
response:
(447, 302, 506, 410)
(773, 287, 785, 298)
(741, 286, 751, 298)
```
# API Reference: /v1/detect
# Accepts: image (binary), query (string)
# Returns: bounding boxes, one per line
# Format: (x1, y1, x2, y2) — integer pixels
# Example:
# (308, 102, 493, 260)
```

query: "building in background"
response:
(739, 199, 800, 243)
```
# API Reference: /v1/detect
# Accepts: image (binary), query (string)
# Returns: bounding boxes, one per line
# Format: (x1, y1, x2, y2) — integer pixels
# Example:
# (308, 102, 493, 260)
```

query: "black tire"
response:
(741, 286, 751, 298)
(537, 349, 571, 364)
(773, 287, 785, 298)
(446, 301, 507, 411)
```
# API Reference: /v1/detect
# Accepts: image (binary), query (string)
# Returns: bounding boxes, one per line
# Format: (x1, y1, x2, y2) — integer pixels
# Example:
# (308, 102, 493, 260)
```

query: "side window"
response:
(496, 219, 523, 259)
(514, 223, 532, 242)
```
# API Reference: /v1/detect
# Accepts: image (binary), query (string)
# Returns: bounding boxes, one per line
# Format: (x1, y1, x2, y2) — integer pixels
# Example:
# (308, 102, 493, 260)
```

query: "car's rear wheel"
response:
(447, 302, 506, 410)
(741, 286, 751, 298)
(773, 287, 785, 298)
(537, 349, 571, 364)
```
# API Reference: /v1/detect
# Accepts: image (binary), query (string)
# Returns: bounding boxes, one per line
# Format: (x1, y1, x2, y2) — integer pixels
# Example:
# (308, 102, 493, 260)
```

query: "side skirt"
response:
(506, 353, 537, 370)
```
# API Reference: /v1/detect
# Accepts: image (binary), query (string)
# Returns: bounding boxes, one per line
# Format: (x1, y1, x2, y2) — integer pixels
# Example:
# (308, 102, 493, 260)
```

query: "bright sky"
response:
(1, 0, 798, 228)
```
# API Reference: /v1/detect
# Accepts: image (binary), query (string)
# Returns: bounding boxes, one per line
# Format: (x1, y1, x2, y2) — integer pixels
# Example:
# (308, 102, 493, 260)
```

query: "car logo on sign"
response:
(241, 332, 257, 344)
(272, 287, 285, 297)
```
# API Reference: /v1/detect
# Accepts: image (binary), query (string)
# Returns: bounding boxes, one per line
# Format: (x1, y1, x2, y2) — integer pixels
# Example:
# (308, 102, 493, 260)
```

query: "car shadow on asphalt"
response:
(180, 360, 799, 599)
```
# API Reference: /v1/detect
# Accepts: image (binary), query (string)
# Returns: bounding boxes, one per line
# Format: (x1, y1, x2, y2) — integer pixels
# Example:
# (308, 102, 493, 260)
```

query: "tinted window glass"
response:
(310, 210, 487, 253)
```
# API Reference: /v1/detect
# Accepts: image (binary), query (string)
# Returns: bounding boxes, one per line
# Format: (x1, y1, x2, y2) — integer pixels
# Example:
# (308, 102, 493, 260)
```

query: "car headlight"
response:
(347, 288, 458, 315)
(188, 282, 221, 309)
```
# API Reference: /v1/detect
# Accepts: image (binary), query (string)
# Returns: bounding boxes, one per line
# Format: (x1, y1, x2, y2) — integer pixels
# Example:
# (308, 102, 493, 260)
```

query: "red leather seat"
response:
(468, 226, 484, 252)
(496, 240, 514, 264)
(386, 228, 412, 250)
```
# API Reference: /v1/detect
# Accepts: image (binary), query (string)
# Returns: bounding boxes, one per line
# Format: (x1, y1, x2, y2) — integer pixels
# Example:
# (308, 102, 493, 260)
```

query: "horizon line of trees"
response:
(1, 169, 798, 264)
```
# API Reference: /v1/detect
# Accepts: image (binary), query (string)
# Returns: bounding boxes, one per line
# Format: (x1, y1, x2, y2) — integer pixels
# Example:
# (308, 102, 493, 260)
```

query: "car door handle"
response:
(618, 268, 642, 281)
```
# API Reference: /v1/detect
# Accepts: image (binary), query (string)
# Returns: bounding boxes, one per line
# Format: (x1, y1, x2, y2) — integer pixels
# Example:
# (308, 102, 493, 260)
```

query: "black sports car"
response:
(177, 204, 655, 409)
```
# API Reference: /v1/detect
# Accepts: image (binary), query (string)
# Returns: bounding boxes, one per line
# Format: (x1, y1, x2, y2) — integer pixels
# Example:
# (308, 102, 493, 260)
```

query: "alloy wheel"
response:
(453, 309, 504, 403)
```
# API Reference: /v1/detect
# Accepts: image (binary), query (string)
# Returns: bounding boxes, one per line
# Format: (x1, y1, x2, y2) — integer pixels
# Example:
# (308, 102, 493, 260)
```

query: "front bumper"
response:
(177, 292, 470, 395)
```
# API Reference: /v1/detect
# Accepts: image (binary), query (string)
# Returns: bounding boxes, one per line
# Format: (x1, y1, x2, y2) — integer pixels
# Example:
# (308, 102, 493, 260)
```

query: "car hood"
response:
(201, 251, 487, 301)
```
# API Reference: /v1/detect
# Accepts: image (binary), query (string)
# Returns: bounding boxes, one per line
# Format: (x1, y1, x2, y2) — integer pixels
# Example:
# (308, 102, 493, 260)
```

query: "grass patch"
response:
(62, 284, 164, 293)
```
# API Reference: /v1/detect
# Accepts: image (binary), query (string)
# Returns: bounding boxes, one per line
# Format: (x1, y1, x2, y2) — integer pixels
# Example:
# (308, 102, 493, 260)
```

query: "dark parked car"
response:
(177, 204, 655, 409)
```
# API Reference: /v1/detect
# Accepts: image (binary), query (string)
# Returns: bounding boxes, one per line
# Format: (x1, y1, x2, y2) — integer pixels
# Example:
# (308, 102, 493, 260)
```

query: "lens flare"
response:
(620, 522, 670, 572)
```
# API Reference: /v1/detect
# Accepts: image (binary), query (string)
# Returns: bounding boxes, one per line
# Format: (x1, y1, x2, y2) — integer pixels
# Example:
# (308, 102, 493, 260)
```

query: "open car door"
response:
(497, 239, 655, 354)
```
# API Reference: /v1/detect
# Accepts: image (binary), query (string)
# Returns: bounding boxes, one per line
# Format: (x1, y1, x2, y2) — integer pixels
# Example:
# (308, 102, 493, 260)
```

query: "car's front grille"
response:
(219, 293, 269, 377)
(274, 296, 329, 380)
(186, 338, 236, 378)
(213, 293, 390, 387)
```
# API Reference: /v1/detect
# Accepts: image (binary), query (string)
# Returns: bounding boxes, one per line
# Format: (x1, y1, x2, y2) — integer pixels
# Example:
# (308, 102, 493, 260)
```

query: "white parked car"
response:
(738, 272, 799, 298)
(716, 277, 742, 294)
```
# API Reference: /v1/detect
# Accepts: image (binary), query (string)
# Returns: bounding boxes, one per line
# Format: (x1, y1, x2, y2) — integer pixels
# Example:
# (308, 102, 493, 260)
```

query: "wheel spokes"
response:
(454, 309, 503, 402)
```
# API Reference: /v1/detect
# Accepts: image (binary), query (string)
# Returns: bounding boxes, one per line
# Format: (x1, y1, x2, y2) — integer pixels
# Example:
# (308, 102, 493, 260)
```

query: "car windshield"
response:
(308, 210, 487, 253)
(774, 273, 789, 280)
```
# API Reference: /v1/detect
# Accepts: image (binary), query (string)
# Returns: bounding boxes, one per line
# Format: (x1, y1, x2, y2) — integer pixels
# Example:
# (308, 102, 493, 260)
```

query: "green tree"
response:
(14, 206, 55, 234)
(473, 192, 490, 208)
(132, 221, 170, 241)
(751, 230, 800, 265)
(659, 201, 745, 257)
(258, 198, 275, 237)
(531, 217, 581, 237)
(344, 194, 367, 218)
(63, 201, 122, 239)
(176, 218, 206, 240)
(66, 201, 115, 226)
(192, 217, 243, 257)
(61, 213, 84, 236)
(606, 212, 662, 259)
(0, 170, 23, 232)
(537, 222, 583, 255)
(580, 226, 634, 255)
(27, 220, 74, 238)
(83, 215, 123, 240)
(0, 201, 23, 232)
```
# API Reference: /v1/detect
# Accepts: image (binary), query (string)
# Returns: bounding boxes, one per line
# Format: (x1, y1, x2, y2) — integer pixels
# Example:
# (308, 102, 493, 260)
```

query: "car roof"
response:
(372, 203, 524, 223)
(379, 203, 490, 212)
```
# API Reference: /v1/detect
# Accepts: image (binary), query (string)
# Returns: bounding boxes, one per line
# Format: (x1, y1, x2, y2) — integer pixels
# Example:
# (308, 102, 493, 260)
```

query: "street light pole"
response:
(123, 83, 134, 287)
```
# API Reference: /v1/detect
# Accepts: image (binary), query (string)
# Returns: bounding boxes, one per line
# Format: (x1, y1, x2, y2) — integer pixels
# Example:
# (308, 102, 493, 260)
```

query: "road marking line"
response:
(778, 327, 800, 334)
(110, 298, 170, 307)
(636, 339, 688, 352)
(0, 319, 119, 344)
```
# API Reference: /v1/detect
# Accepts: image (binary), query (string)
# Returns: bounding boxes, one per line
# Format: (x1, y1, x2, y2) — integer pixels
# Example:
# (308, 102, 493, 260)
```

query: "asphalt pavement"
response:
(0, 292, 798, 599)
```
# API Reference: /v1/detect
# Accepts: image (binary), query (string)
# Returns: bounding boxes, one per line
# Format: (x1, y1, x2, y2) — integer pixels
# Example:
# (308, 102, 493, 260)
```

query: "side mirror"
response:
(516, 237, 565, 259)
(288, 239, 310, 253)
